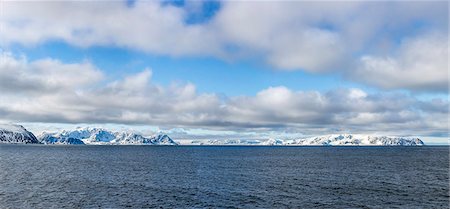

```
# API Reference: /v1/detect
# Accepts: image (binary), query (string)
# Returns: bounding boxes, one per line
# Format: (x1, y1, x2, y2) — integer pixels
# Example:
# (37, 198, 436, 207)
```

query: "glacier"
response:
(0, 124, 40, 144)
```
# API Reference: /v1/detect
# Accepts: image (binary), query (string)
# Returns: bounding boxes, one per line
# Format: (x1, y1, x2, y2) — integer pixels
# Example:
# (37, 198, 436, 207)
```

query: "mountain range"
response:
(188, 134, 424, 146)
(38, 127, 178, 145)
(0, 124, 425, 146)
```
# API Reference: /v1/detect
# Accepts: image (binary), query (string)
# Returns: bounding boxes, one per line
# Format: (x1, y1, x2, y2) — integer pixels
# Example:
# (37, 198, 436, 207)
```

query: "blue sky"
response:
(0, 0, 448, 143)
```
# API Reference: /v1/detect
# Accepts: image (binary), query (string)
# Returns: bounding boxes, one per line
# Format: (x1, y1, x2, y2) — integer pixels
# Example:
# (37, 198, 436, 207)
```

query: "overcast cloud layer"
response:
(1, 1, 448, 92)
(0, 52, 447, 138)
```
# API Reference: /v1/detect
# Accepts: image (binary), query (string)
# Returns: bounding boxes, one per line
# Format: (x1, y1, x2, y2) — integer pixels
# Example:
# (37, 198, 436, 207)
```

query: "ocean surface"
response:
(0, 145, 448, 208)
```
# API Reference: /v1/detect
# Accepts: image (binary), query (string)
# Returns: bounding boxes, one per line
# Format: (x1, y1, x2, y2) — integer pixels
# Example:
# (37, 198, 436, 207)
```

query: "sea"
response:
(0, 145, 448, 208)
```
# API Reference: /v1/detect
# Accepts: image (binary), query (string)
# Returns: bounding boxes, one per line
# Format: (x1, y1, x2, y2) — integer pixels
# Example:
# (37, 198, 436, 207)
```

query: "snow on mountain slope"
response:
(0, 124, 40, 144)
(262, 138, 284, 145)
(8, 124, 422, 146)
(148, 134, 178, 145)
(38, 127, 178, 145)
(287, 134, 424, 146)
(38, 133, 85, 145)
(48, 128, 115, 144)
(192, 139, 262, 145)
(111, 132, 176, 145)
(188, 134, 424, 146)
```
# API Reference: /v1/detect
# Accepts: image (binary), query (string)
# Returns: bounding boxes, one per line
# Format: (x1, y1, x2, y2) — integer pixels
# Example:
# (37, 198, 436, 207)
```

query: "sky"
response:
(0, 0, 448, 144)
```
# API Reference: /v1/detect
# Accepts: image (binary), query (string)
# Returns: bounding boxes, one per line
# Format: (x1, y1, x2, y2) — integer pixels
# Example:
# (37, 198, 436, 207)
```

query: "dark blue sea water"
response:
(0, 145, 448, 208)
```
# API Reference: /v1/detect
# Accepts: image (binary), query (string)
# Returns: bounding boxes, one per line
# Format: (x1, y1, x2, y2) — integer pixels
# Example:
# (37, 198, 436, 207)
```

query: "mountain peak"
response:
(0, 124, 40, 144)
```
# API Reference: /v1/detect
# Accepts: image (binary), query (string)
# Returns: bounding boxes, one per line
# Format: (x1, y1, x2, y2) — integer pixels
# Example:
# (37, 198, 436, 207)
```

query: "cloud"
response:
(355, 33, 448, 92)
(0, 51, 223, 126)
(225, 87, 448, 136)
(0, 51, 103, 94)
(0, 52, 447, 137)
(0, 1, 447, 92)
(0, 1, 222, 56)
(212, 1, 355, 72)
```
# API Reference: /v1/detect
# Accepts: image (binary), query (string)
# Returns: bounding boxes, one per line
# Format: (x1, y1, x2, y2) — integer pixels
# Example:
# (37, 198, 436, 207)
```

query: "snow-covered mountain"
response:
(112, 132, 176, 145)
(262, 138, 284, 145)
(39, 133, 85, 145)
(38, 127, 178, 145)
(286, 134, 424, 146)
(191, 139, 262, 145)
(0, 124, 425, 146)
(189, 134, 424, 146)
(0, 124, 40, 144)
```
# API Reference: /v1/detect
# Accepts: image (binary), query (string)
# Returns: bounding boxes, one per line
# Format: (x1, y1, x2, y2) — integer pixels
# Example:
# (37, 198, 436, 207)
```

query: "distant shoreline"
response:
(2, 143, 448, 147)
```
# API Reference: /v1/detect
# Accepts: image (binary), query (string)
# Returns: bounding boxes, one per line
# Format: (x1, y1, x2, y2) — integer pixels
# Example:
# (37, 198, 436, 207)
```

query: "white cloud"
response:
(0, 51, 103, 94)
(356, 33, 448, 92)
(0, 1, 447, 93)
(0, 1, 222, 56)
(212, 1, 352, 71)
(0, 51, 223, 125)
(265, 28, 345, 72)
(2, 52, 446, 137)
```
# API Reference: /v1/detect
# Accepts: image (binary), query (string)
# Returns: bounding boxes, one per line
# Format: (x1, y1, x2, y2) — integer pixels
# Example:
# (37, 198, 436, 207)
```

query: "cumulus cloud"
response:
(0, 1, 447, 92)
(0, 51, 223, 125)
(225, 87, 448, 136)
(0, 1, 222, 56)
(0, 52, 447, 137)
(0, 51, 103, 94)
(355, 33, 448, 92)
(212, 1, 354, 72)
